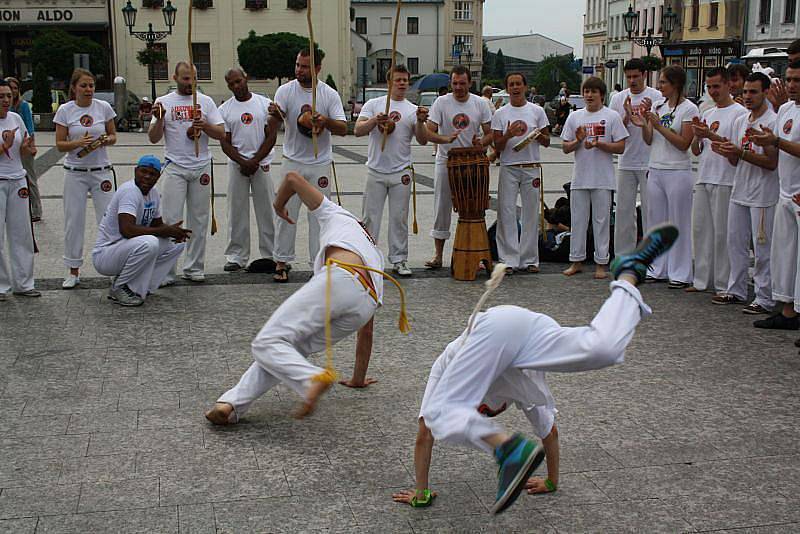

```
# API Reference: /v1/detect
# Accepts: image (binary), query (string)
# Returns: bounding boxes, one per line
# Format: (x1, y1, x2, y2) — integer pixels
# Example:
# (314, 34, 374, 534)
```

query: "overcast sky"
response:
(483, 0, 584, 54)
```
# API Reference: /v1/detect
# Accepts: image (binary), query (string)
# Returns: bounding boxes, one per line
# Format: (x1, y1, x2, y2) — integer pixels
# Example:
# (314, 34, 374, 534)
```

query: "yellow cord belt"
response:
(312, 258, 411, 384)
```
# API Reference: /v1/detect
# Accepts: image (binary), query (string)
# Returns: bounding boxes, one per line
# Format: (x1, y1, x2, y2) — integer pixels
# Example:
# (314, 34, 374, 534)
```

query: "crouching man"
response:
(92, 155, 191, 306)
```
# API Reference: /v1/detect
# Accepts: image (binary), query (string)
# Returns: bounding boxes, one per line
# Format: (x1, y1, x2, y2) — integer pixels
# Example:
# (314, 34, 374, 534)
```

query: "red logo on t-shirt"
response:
(171, 105, 199, 122)
(784, 119, 794, 135)
(100, 180, 113, 192)
(710, 121, 720, 133)
(511, 120, 528, 136)
(199, 173, 210, 186)
(389, 111, 402, 122)
(401, 174, 411, 185)
(79, 115, 94, 127)
(241, 112, 254, 125)
(17, 187, 28, 199)
(452, 113, 470, 130)
(533, 178, 541, 188)
(300, 104, 312, 115)
(584, 121, 606, 138)
(741, 134, 753, 152)
(317, 176, 329, 189)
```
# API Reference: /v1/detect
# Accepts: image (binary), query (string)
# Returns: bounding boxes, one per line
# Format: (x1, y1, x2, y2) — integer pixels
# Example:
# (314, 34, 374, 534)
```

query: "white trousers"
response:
(726, 202, 775, 309)
(420, 280, 650, 454)
(614, 169, 648, 254)
(569, 189, 612, 264)
(692, 183, 731, 292)
(0, 178, 35, 294)
(273, 159, 331, 264)
(218, 266, 377, 414)
(646, 168, 694, 283)
(161, 161, 211, 277)
(431, 161, 452, 240)
(497, 165, 540, 269)
(225, 162, 276, 267)
(63, 169, 113, 269)
(770, 197, 800, 309)
(362, 168, 411, 264)
(92, 236, 184, 299)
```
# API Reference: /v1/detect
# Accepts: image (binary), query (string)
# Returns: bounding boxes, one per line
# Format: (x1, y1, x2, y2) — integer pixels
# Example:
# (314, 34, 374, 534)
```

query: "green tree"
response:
(30, 29, 109, 87)
(493, 48, 506, 79)
(325, 74, 337, 91)
(642, 55, 662, 72)
(31, 64, 51, 114)
(237, 31, 324, 84)
(136, 46, 168, 69)
(481, 42, 494, 79)
(533, 54, 581, 99)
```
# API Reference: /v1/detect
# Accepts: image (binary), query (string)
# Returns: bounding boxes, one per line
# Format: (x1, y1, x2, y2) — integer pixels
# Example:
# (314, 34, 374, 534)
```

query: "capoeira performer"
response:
(393, 223, 678, 514)
(491, 72, 550, 274)
(609, 58, 662, 253)
(709, 73, 778, 313)
(767, 40, 800, 111)
(424, 65, 493, 269)
(689, 67, 747, 295)
(355, 64, 453, 277)
(749, 60, 800, 332)
(268, 49, 348, 283)
(54, 68, 117, 290)
(92, 156, 189, 307)
(219, 68, 277, 272)
(561, 77, 628, 279)
(633, 65, 700, 287)
(0, 79, 39, 300)
(148, 61, 225, 283)
(205, 171, 407, 423)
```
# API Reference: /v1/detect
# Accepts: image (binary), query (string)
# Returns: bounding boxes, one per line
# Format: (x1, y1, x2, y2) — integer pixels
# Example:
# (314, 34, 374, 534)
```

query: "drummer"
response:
(424, 65, 493, 269)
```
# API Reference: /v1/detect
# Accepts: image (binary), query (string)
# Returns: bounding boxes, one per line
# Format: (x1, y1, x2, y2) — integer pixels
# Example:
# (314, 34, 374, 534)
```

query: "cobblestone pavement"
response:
(1, 133, 797, 533)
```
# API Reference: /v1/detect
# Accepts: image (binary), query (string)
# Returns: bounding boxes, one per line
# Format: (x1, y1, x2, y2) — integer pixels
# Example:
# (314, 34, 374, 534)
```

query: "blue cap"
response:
(136, 155, 162, 173)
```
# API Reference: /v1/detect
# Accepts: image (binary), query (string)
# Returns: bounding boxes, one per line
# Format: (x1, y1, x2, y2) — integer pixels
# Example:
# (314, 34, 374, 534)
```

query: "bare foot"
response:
(562, 263, 583, 277)
(594, 265, 608, 279)
(684, 286, 702, 293)
(205, 402, 236, 425)
(424, 257, 443, 269)
(294, 380, 332, 419)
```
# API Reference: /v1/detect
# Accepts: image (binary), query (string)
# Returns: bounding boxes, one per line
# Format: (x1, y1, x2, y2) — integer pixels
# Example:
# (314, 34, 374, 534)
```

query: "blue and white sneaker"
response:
(610, 223, 679, 284)
(491, 433, 546, 514)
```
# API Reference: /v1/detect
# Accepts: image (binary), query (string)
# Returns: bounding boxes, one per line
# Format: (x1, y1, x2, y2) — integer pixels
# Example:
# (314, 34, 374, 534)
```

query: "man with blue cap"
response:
(92, 155, 191, 306)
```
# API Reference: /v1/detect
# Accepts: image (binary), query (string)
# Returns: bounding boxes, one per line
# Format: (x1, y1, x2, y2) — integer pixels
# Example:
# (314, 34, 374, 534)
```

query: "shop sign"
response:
(0, 7, 107, 25)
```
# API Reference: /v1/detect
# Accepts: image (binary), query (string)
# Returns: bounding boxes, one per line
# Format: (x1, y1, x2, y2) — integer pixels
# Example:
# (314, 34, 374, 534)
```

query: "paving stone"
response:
(0, 457, 62, 489)
(0, 483, 81, 519)
(66, 410, 138, 435)
(77, 477, 160, 513)
(212, 495, 355, 533)
(0, 414, 70, 438)
(178, 503, 216, 534)
(0, 517, 38, 533)
(87, 428, 204, 456)
(59, 454, 136, 484)
(35, 507, 178, 533)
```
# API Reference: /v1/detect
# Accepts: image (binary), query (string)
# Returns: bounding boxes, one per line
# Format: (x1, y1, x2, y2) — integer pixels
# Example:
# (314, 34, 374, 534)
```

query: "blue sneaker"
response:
(491, 434, 546, 514)
(610, 223, 679, 284)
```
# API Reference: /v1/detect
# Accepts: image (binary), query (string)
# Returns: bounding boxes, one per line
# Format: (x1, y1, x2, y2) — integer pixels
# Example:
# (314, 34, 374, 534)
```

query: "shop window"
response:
(191, 43, 212, 80)
(709, 2, 719, 28)
(408, 57, 419, 74)
(691, 0, 700, 28)
(786, 0, 797, 23)
(150, 43, 168, 81)
(407, 17, 419, 35)
(759, 0, 771, 24)
(355, 17, 367, 34)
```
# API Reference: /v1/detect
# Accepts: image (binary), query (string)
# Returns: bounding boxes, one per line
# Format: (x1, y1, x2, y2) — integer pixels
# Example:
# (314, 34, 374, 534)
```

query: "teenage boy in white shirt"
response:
(561, 77, 628, 280)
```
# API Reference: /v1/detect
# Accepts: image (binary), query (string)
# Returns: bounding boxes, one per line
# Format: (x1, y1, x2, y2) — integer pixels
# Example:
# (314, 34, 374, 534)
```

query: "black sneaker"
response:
(610, 223, 679, 284)
(753, 313, 800, 330)
(224, 262, 243, 272)
(667, 280, 690, 289)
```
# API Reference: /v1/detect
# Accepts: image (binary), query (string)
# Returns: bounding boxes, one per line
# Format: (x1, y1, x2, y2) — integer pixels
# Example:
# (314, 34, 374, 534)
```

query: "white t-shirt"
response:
(730, 109, 779, 208)
(648, 98, 700, 170)
(274, 80, 346, 165)
(491, 102, 550, 165)
(94, 180, 161, 249)
(609, 86, 662, 170)
(0, 112, 29, 180)
(776, 101, 800, 200)
(53, 99, 116, 167)
(219, 93, 275, 166)
(151, 91, 223, 169)
(359, 96, 417, 173)
(311, 197, 384, 303)
(561, 106, 629, 190)
(429, 93, 493, 162)
(696, 103, 748, 186)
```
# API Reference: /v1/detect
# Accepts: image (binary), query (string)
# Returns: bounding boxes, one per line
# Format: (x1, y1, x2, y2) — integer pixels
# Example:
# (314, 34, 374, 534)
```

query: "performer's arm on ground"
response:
(118, 214, 191, 242)
(525, 424, 560, 494)
(392, 418, 437, 505)
(274, 171, 324, 223)
(339, 318, 377, 388)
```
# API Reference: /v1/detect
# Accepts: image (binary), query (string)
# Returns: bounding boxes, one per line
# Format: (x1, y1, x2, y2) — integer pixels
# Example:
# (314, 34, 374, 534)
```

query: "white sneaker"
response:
(181, 273, 206, 283)
(159, 277, 176, 288)
(393, 261, 412, 277)
(62, 274, 80, 289)
(108, 284, 144, 306)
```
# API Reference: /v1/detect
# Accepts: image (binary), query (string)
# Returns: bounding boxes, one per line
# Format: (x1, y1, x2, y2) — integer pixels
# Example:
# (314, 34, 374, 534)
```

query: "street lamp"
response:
(623, 3, 678, 56)
(121, 0, 177, 101)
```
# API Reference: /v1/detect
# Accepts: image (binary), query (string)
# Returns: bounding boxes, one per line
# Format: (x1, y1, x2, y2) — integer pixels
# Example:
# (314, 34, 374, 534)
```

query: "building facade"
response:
(582, 0, 608, 80)
(484, 34, 573, 63)
(744, 0, 799, 75)
(443, 0, 484, 82)
(112, 0, 353, 102)
(606, 0, 671, 90)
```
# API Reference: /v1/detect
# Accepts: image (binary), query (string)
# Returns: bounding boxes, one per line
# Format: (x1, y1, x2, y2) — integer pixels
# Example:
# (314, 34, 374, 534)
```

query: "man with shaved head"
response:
(218, 68, 278, 272)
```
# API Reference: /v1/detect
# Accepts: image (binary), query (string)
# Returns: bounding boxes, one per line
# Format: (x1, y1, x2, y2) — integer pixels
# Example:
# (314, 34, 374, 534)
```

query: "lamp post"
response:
(623, 3, 678, 56)
(121, 0, 178, 101)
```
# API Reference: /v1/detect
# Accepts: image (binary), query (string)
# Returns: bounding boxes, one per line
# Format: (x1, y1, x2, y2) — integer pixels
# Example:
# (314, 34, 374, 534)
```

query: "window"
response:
(143, 0, 164, 7)
(452, 34, 473, 53)
(640, 10, 646, 35)
(407, 16, 419, 35)
(192, 0, 213, 7)
(355, 17, 367, 34)
(408, 57, 419, 74)
(650, 7, 655, 32)
(191, 43, 211, 80)
(786, 0, 797, 23)
(709, 2, 719, 27)
(380, 17, 391, 34)
(657, 6, 663, 33)
(245, 0, 267, 8)
(758, 0, 771, 24)
(150, 43, 168, 81)
(691, 0, 700, 28)
(454, 1, 472, 20)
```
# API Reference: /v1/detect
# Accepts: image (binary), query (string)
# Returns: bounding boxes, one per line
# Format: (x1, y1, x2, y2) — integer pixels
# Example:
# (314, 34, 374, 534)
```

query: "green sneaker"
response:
(610, 223, 679, 284)
(491, 434, 545, 514)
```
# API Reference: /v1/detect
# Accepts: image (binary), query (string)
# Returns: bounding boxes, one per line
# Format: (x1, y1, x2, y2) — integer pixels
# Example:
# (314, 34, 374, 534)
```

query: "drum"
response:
(446, 147, 492, 281)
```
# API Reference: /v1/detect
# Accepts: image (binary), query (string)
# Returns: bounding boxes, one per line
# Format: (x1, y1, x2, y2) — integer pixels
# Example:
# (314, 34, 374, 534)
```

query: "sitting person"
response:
(92, 155, 190, 306)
